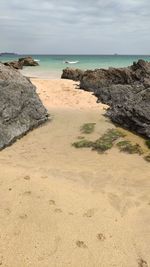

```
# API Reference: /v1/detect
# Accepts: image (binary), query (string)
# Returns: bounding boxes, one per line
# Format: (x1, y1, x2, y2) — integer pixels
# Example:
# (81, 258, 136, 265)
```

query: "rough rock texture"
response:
(62, 60, 150, 138)
(4, 56, 39, 70)
(18, 56, 39, 67)
(80, 60, 150, 90)
(4, 61, 22, 70)
(61, 68, 84, 81)
(0, 63, 48, 150)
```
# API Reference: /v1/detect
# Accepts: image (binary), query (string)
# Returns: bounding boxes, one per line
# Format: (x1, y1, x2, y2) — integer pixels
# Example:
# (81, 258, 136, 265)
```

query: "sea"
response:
(0, 54, 150, 79)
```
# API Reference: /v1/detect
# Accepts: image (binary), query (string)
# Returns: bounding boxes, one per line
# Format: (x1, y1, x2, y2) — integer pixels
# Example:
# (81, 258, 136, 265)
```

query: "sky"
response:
(0, 0, 150, 54)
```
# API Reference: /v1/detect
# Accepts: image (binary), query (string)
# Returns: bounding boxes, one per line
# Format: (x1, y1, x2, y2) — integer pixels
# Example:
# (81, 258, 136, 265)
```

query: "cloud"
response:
(0, 0, 150, 54)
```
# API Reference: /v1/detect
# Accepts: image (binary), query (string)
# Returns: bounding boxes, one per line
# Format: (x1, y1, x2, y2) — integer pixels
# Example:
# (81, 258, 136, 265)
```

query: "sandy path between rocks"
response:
(0, 79, 149, 267)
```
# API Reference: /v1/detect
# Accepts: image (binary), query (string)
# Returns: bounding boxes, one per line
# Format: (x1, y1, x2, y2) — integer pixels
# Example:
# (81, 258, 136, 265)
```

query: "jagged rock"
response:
(80, 60, 150, 90)
(106, 86, 150, 137)
(18, 56, 39, 67)
(61, 68, 84, 81)
(80, 60, 150, 138)
(4, 56, 39, 70)
(4, 61, 23, 70)
(0, 63, 48, 150)
(62, 60, 150, 138)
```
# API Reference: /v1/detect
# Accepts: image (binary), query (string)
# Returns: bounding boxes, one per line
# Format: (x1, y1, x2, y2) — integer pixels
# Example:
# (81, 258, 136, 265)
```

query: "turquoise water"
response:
(1, 54, 150, 79)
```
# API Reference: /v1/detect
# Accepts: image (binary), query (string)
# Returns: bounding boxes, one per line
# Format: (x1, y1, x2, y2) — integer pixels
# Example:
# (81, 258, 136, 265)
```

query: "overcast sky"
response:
(0, 0, 150, 54)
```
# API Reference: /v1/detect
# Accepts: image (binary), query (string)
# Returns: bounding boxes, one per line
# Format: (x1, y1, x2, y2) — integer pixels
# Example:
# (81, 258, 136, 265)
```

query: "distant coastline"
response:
(0, 52, 18, 56)
(1, 53, 150, 56)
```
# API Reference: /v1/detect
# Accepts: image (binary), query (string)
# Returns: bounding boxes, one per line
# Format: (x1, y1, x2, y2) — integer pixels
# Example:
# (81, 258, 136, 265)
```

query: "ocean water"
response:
(0, 54, 150, 79)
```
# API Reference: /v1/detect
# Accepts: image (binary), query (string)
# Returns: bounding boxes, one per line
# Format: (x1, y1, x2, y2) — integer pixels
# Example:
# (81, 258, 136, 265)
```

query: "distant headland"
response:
(0, 52, 18, 56)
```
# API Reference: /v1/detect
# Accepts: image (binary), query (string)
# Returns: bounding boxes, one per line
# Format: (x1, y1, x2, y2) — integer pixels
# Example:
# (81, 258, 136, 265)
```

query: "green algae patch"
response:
(117, 140, 130, 148)
(145, 140, 150, 149)
(144, 154, 150, 162)
(72, 139, 93, 148)
(73, 125, 147, 161)
(80, 123, 96, 134)
(92, 138, 113, 152)
(92, 129, 125, 153)
(116, 141, 143, 155)
(103, 128, 126, 141)
(73, 128, 126, 152)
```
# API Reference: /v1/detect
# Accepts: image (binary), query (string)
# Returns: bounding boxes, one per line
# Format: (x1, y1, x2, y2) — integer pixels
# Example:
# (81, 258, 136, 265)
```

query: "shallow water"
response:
(1, 54, 150, 78)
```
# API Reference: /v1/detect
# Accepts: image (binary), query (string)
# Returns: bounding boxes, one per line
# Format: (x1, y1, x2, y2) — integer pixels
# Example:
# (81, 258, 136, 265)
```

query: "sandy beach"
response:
(0, 78, 150, 267)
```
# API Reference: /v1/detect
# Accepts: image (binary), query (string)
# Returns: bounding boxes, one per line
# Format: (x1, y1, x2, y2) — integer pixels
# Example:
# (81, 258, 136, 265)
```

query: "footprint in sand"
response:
(19, 214, 28, 219)
(24, 175, 30, 180)
(138, 258, 148, 267)
(54, 208, 62, 213)
(83, 209, 95, 218)
(49, 200, 56, 205)
(76, 240, 87, 248)
(97, 233, 106, 241)
(5, 208, 11, 215)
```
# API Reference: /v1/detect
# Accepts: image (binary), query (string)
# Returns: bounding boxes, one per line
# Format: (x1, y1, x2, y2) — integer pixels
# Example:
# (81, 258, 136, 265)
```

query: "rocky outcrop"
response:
(4, 56, 39, 70)
(18, 56, 39, 67)
(4, 61, 22, 69)
(0, 63, 48, 150)
(94, 84, 150, 137)
(81, 60, 150, 137)
(80, 60, 150, 90)
(61, 68, 84, 81)
(62, 60, 150, 138)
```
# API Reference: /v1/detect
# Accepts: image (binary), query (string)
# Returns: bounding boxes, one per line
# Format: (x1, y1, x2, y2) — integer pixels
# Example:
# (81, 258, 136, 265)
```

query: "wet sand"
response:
(0, 79, 150, 267)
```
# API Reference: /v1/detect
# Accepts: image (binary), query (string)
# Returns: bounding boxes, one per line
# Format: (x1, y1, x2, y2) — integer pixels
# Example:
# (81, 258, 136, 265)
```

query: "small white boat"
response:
(34, 59, 40, 62)
(64, 61, 79, 64)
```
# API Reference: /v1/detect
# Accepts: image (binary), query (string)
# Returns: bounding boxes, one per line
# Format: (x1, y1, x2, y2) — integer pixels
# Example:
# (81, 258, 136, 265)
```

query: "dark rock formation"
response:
(61, 68, 84, 81)
(94, 84, 150, 137)
(0, 63, 48, 150)
(80, 60, 150, 90)
(4, 56, 39, 70)
(62, 60, 150, 138)
(18, 56, 39, 67)
(4, 61, 23, 70)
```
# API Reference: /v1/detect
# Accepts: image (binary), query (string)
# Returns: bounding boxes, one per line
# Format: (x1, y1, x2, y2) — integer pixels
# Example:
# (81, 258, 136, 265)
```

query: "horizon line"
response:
(0, 53, 150, 56)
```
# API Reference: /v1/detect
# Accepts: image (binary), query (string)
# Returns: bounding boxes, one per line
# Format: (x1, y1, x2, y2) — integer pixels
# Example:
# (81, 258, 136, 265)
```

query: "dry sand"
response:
(0, 79, 150, 267)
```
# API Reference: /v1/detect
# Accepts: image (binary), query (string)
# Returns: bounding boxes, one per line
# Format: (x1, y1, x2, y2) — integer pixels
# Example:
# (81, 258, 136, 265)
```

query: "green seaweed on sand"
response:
(145, 140, 150, 149)
(80, 123, 96, 134)
(72, 139, 93, 148)
(116, 141, 143, 155)
(117, 140, 130, 148)
(103, 128, 126, 140)
(92, 128, 126, 153)
(73, 128, 125, 152)
(144, 154, 150, 162)
(92, 138, 113, 152)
